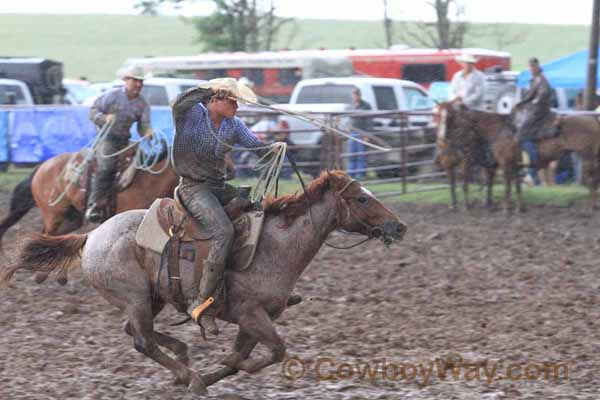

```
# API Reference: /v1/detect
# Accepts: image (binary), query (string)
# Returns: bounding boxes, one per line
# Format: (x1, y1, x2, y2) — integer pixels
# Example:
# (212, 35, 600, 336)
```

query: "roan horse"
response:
(436, 102, 600, 211)
(435, 102, 523, 212)
(0, 170, 406, 396)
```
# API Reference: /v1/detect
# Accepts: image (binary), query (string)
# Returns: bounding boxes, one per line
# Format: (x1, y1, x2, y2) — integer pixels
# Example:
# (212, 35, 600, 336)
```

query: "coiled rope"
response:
(48, 118, 115, 207)
(48, 122, 170, 206)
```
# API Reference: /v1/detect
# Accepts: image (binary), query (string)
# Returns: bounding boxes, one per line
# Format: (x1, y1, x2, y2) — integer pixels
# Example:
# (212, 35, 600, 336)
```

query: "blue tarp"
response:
(0, 111, 9, 162)
(5, 106, 175, 163)
(517, 48, 600, 89)
(10, 107, 96, 163)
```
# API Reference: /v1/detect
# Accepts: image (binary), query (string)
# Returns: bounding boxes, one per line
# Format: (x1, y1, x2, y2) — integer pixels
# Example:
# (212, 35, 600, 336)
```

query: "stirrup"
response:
(191, 296, 215, 323)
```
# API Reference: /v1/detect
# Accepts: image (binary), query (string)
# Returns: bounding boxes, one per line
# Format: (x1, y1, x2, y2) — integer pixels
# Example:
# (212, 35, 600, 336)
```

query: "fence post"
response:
(400, 112, 408, 194)
(319, 125, 332, 172)
(333, 116, 342, 170)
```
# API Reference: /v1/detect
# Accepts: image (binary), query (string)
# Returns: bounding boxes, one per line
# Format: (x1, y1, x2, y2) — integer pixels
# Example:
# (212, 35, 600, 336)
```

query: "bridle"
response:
(325, 178, 390, 250)
(285, 152, 390, 250)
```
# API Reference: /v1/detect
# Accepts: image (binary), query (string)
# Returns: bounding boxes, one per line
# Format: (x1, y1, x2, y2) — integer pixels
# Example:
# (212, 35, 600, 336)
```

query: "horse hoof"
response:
(221, 352, 243, 369)
(236, 359, 258, 373)
(173, 376, 188, 386)
(189, 375, 208, 396)
(34, 272, 49, 284)
(176, 354, 190, 366)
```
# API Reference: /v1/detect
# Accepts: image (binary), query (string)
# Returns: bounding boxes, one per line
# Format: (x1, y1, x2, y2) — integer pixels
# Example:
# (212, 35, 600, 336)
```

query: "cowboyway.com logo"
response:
(281, 354, 570, 385)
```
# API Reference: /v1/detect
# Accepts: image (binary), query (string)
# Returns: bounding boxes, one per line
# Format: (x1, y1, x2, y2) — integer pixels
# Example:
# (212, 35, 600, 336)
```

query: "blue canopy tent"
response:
(517, 49, 599, 89)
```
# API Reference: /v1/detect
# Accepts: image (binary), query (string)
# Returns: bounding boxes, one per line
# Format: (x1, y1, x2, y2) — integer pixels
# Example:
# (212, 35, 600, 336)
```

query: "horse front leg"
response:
(228, 306, 285, 374)
(461, 161, 471, 210)
(209, 330, 258, 387)
(485, 167, 496, 209)
(449, 167, 458, 210)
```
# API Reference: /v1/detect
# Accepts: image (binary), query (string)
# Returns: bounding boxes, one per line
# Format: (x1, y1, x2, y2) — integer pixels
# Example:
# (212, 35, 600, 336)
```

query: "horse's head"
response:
(329, 172, 406, 245)
(433, 101, 471, 142)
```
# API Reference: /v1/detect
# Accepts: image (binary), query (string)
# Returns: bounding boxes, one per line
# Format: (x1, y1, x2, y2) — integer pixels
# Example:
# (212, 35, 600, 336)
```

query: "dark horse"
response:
(435, 102, 523, 212)
(436, 102, 600, 211)
(0, 149, 178, 283)
(0, 170, 406, 396)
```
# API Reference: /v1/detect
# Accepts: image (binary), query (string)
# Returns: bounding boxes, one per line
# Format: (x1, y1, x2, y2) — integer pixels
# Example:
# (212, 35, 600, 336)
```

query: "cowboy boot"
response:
(190, 260, 225, 336)
(86, 175, 106, 223)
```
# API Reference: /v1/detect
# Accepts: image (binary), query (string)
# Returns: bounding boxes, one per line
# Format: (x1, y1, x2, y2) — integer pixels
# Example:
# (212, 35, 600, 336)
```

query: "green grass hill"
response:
(0, 14, 590, 81)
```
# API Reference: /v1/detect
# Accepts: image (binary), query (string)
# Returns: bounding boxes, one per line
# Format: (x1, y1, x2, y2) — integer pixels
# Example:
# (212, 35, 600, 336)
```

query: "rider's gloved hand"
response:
(143, 129, 154, 140)
(103, 113, 116, 124)
(271, 141, 286, 151)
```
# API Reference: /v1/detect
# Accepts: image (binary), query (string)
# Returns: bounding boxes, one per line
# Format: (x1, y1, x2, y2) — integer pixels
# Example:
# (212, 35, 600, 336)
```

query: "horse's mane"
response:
(262, 170, 346, 224)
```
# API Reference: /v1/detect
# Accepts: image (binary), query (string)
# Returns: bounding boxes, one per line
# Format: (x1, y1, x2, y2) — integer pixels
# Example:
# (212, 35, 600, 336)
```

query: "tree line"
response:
(136, 0, 522, 52)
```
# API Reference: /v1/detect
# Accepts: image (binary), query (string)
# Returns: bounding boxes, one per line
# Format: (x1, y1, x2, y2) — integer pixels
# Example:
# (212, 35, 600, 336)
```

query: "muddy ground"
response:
(0, 190, 598, 399)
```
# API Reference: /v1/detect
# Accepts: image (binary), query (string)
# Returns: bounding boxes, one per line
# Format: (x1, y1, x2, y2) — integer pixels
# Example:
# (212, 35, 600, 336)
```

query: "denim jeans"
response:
(521, 140, 539, 185)
(347, 131, 366, 178)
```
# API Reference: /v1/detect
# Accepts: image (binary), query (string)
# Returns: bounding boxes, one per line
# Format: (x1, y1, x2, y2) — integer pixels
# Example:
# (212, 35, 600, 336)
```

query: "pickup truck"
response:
(0, 79, 35, 105)
(276, 76, 436, 177)
(84, 77, 207, 106)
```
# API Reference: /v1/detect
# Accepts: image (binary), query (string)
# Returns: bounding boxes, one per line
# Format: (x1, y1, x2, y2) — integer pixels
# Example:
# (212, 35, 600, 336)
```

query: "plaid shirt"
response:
(172, 102, 265, 183)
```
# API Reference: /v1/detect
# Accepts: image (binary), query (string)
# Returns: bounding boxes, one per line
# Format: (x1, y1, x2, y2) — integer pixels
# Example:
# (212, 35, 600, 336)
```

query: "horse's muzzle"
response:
(380, 220, 407, 243)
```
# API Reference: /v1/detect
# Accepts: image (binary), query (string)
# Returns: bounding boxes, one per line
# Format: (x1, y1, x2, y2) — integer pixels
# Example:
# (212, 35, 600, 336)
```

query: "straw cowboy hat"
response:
(117, 65, 147, 81)
(455, 53, 478, 64)
(199, 77, 258, 104)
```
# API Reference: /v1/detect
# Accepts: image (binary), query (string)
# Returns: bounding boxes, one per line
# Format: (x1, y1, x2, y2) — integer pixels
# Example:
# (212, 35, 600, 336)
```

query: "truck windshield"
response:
(296, 84, 355, 104)
(0, 84, 26, 105)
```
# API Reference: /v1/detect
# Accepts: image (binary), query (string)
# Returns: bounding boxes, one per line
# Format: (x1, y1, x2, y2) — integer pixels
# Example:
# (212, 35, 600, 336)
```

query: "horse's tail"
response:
(0, 167, 38, 245)
(0, 233, 87, 288)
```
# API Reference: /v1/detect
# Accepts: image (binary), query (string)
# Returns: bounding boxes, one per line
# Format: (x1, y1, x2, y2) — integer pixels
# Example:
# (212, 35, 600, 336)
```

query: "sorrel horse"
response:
(1, 170, 406, 396)
(435, 102, 523, 212)
(0, 149, 178, 283)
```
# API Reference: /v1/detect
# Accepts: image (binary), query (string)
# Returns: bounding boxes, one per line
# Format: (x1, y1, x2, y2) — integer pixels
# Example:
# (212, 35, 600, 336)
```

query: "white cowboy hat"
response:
(117, 65, 147, 81)
(455, 53, 477, 64)
(199, 77, 258, 104)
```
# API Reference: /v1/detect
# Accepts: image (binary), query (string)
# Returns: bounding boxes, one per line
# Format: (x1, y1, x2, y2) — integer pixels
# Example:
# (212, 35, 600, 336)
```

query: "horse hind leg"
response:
(125, 300, 208, 395)
(589, 156, 600, 211)
(515, 165, 526, 212)
(124, 301, 190, 366)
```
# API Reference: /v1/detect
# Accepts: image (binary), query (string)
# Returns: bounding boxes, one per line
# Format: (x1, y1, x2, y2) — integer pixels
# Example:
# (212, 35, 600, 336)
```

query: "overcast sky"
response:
(0, 0, 593, 25)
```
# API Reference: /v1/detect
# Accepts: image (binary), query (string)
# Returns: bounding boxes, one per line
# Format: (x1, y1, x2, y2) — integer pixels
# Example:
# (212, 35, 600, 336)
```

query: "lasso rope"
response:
(200, 103, 286, 202)
(250, 143, 287, 202)
(238, 96, 390, 152)
(131, 130, 171, 175)
(48, 118, 116, 207)
(48, 122, 170, 207)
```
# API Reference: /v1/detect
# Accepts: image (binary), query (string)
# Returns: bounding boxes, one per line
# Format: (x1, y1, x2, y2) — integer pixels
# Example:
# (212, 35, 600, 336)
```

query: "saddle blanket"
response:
(62, 147, 138, 192)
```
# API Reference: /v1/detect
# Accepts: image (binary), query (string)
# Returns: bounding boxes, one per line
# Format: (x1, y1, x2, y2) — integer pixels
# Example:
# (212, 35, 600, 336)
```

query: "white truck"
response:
(274, 77, 436, 176)
(0, 79, 35, 105)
